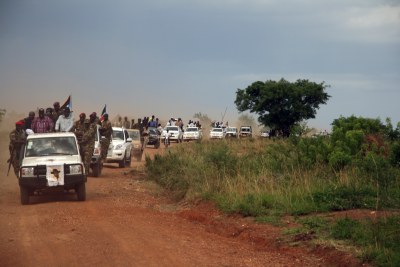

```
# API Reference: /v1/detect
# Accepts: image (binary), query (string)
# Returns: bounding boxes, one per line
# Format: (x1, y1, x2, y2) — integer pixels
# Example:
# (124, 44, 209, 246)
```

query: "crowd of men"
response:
(8, 102, 113, 177)
(8, 104, 205, 177)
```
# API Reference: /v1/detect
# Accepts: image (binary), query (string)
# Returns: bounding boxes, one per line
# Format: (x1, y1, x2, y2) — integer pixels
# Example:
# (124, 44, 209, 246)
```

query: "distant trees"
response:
(235, 78, 330, 137)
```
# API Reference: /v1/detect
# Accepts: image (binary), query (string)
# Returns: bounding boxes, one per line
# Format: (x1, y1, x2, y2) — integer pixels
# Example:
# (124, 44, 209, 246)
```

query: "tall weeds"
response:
(145, 138, 400, 215)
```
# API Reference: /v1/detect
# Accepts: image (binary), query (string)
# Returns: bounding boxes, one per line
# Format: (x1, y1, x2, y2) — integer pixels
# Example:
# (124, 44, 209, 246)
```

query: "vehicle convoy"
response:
(127, 129, 143, 161)
(183, 126, 202, 141)
(161, 126, 183, 143)
(105, 127, 132, 168)
(18, 132, 87, 205)
(239, 126, 253, 138)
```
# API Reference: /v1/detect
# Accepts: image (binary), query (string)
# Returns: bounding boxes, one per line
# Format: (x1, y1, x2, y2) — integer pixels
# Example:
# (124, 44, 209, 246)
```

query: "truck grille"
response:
(33, 164, 69, 175)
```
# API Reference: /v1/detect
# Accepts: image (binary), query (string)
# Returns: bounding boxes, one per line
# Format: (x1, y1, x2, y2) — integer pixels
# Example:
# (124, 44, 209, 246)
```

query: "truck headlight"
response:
(69, 164, 83, 175)
(115, 144, 123, 150)
(20, 167, 34, 177)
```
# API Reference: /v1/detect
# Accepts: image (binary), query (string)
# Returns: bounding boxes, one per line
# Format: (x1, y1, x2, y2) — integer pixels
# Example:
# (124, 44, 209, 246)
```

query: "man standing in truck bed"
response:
(99, 113, 112, 163)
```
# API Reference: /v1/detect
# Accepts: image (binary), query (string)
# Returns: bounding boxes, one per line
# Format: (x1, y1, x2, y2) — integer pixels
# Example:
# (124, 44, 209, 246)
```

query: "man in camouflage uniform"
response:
(51, 102, 63, 127)
(72, 113, 89, 174)
(71, 113, 86, 143)
(8, 120, 27, 177)
(80, 113, 98, 175)
(99, 113, 112, 162)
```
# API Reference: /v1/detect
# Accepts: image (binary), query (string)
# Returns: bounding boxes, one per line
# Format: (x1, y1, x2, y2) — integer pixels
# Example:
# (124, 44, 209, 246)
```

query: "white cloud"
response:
(339, 5, 400, 43)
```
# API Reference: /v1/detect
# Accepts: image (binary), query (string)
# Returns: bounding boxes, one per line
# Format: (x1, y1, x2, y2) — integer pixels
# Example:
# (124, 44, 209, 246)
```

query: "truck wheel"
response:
(155, 142, 160, 149)
(20, 186, 30, 205)
(76, 183, 86, 201)
(92, 163, 101, 177)
(126, 154, 132, 167)
(119, 155, 126, 168)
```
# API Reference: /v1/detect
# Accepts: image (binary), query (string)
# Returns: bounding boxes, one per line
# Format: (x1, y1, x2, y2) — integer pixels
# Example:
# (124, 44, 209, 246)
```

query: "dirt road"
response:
(0, 134, 358, 267)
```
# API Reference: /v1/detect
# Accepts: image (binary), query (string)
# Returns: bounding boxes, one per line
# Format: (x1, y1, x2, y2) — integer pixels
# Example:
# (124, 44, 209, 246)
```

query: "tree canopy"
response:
(234, 78, 330, 136)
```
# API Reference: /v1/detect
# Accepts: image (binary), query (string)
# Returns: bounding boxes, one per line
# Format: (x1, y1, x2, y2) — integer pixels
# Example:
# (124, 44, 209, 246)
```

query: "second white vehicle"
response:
(105, 127, 132, 168)
(183, 127, 202, 141)
(161, 126, 183, 143)
(209, 128, 226, 139)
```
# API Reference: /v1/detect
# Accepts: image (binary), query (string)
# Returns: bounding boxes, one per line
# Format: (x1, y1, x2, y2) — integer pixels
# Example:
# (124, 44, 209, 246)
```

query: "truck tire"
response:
(126, 154, 131, 167)
(119, 155, 126, 168)
(76, 183, 86, 201)
(20, 186, 30, 205)
(92, 163, 101, 177)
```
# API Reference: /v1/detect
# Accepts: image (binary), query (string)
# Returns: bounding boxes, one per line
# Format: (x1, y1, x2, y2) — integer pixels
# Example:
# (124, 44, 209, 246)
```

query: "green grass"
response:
(143, 138, 400, 266)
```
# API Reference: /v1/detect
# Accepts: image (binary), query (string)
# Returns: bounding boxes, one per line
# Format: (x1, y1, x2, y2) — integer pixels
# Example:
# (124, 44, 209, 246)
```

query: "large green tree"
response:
(235, 78, 330, 136)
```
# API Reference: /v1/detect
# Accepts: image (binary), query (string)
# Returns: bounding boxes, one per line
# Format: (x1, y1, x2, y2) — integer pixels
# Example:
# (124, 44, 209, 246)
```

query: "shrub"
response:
(312, 186, 376, 211)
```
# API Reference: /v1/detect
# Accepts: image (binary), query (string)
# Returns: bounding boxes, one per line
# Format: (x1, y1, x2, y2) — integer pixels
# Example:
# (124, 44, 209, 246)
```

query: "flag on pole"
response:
(100, 104, 107, 121)
(60, 95, 72, 110)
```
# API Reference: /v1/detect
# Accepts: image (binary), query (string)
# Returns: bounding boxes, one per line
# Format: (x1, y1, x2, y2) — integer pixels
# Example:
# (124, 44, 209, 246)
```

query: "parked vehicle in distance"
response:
(225, 127, 238, 138)
(183, 126, 202, 141)
(161, 126, 183, 143)
(105, 127, 132, 168)
(127, 129, 143, 161)
(90, 124, 103, 177)
(209, 127, 226, 139)
(260, 131, 269, 138)
(146, 127, 161, 149)
(239, 126, 252, 138)
(18, 132, 87, 204)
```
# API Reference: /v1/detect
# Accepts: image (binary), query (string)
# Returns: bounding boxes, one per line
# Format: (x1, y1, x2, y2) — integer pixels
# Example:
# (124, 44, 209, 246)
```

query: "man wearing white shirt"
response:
(55, 107, 74, 132)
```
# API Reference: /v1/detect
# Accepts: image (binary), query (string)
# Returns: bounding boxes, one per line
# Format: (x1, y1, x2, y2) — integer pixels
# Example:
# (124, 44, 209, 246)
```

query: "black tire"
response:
(119, 155, 126, 168)
(92, 163, 101, 177)
(20, 186, 29, 205)
(154, 141, 160, 149)
(76, 183, 86, 201)
(126, 154, 132, 167)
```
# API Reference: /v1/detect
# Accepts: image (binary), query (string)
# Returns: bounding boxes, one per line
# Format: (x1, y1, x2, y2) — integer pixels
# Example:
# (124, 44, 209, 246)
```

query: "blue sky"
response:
(1, 0, 399, 130)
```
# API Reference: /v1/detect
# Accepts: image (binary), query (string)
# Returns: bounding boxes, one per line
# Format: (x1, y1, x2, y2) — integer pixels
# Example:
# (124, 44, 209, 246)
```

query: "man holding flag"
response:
(52, 95, 72, 129)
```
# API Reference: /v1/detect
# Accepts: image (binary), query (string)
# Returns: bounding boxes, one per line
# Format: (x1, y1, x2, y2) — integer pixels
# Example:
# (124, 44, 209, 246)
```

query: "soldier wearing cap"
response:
(71, 113, 90, 175)
(72, 113, 87, 142)
(80, 113, 98, 175)
(8, 120, 27, 176)
(99, 113, 112, 162)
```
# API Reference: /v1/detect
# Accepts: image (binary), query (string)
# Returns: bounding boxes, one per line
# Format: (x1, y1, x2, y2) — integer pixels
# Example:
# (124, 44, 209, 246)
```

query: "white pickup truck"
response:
(18, 132, 87, 205)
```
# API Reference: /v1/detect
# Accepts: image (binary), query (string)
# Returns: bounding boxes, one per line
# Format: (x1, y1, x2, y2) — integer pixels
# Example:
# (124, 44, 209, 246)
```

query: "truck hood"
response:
(22, 155, 82, 166)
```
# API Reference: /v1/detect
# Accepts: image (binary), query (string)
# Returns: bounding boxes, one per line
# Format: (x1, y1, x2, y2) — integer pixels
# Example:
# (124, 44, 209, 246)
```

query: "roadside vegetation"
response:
(145, 115, 400, 267)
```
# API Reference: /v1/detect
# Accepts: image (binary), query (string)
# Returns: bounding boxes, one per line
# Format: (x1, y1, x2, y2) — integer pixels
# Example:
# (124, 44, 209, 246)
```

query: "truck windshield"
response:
(25, 137, 78, 157)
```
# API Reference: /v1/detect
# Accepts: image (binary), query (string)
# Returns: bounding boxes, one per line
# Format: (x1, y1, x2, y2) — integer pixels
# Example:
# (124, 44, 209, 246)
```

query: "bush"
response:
(330, 216, 400, 267)
(312, 186, 376, 211)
